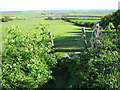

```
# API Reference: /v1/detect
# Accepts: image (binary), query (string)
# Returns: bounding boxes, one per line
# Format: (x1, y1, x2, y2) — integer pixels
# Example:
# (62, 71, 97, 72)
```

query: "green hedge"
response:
(2, 25, 57, 88)
(100, 10, 120, 28)
(59, 26, 120, 88)
(61, 17, 96, 27)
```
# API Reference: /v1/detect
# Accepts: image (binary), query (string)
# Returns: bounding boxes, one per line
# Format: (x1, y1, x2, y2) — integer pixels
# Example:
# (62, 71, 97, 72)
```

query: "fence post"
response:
(48, 32, 54, 47)
(81, 27, 88, 49)
(93, 23, 101, 49)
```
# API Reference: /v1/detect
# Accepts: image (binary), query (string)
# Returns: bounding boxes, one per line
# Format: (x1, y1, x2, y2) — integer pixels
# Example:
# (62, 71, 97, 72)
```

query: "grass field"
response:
(2, 19, 81, 37)
(1, 12, 43, 18)
(1, 11, 112, 18)
(2, 18, 92, 49)
(1, 11, 111, 49)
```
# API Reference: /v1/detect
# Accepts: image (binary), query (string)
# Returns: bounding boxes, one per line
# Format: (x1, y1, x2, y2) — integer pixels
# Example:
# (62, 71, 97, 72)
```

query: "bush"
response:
(61, 27, 120, 88)
(100, 14, 112, 29)
(61, 17, 96, 27)
(67, 49, 119, 88)
(100, 10, 120, 28)
(2, 25, 57, 88)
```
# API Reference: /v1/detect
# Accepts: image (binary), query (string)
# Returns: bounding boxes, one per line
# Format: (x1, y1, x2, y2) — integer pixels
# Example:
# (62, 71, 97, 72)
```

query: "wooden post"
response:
(93, 23, 101, 48)
(81, 27, 88, 49)
(48, 32, 54, 47)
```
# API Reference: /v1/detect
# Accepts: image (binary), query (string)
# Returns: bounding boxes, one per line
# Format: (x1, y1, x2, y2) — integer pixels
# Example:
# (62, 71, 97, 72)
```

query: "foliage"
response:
(61, 17, 96, 27)
(100, 10, 120, 28)
(2, 24, 57, 88)
(60, 27, 120, 88)
(2, 19, 87, 49)
(67, 49, 119, 88)
(107, 22, 115, 31)
(99, 14, 112, 29)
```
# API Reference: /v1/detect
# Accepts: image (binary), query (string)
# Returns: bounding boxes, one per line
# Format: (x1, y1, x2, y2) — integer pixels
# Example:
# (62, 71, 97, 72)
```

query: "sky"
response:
(0, 0, 120, 11)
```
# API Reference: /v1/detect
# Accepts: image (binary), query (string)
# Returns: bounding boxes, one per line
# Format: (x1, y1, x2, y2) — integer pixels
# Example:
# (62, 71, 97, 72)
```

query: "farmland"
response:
(1, 10, 112, 49)
(2, 19, 85, 48)
(1, 10, 120, 88)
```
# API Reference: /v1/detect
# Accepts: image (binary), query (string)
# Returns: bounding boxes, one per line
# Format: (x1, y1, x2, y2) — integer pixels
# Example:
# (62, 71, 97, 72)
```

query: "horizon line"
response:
(0, 9, 117, 12)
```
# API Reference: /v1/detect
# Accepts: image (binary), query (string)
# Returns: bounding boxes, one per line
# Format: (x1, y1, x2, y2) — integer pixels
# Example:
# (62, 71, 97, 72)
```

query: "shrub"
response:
(63, 27, 120, 88)
(67, 49, 119, 88)
(2, 24, 57, 88)
(100, 10, 120, 28)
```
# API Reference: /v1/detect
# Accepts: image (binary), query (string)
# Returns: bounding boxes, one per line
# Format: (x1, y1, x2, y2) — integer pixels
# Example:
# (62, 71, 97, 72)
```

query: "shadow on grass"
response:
(54, 32, 92, 49)
(74, 28, 93, 31)
(53, 21, 93, 49)
(66, 32, 92, 38)
(54, 36, 82, 44)
(67, 31, 81, 34)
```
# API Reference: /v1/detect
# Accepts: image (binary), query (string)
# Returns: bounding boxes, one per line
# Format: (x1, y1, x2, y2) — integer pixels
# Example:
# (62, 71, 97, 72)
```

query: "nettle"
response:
(2, 24, 57, 88)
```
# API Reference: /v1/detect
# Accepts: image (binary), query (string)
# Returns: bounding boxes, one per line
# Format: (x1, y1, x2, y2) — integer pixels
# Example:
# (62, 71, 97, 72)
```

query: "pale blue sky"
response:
(0, 0, 120, 11)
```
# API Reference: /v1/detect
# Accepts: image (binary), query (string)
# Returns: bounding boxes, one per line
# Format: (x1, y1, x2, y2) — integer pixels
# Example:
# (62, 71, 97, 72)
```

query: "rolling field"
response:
(2, 10, 119, 89)
(1, 11, 111, 49)
(1, 11, 112, 18)
(2, 19, 82, 37)
(1, 12, 43, 18)
(2, 18, 93, 49)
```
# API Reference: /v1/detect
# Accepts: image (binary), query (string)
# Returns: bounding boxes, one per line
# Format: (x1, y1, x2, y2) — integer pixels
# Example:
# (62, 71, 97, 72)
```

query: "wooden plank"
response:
(54, 49, 86, 52)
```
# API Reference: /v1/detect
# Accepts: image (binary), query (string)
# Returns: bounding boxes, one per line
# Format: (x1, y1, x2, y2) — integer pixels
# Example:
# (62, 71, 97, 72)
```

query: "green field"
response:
(2, 10, 119, 89)
(1, 11, 111, 18)
(1, 11, 112, 49)
(2, 19, 92, 49)
(1, 12, 43, 18)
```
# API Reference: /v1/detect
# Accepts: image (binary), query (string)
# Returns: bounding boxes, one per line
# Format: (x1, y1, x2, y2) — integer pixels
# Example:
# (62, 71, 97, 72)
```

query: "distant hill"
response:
(0, 11, 24, 13)
(0, 9, 116, 13)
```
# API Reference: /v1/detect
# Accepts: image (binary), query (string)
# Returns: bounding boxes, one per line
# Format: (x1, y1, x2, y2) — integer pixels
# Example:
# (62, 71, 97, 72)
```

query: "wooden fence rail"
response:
(54, 49, 86, 52)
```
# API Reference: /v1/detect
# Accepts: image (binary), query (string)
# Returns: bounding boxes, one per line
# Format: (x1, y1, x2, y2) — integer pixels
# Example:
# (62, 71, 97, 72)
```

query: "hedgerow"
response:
(59, 23, 120, 88)
(2, 24, 57, 88)
(61, 17, 96, 27)
(100, 10, 120, 28)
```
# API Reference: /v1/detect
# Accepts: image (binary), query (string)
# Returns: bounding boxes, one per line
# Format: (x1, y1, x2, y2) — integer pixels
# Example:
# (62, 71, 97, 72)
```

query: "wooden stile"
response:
(48, 32, 54, 46)
(81, 27, 88, 49)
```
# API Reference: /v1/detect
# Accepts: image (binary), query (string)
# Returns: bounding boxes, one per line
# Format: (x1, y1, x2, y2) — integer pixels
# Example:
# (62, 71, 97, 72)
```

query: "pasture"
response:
(1, 11, 112, 49)
(2, 10, 119, 88)
(2, 19, 92, 49)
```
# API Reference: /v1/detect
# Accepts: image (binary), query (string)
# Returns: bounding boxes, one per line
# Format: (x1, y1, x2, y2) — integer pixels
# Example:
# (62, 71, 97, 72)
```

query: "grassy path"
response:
(44, 68, 69, 88)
